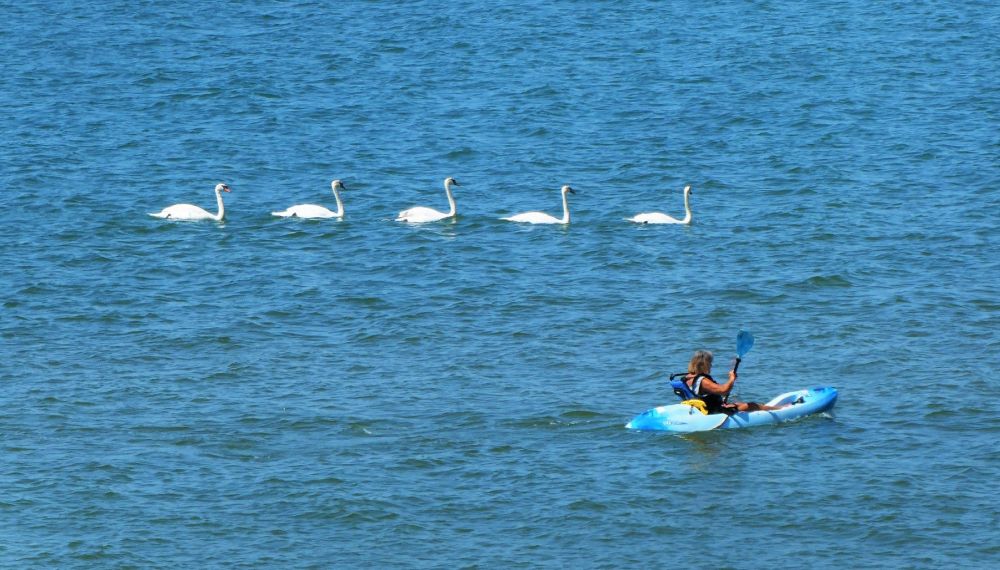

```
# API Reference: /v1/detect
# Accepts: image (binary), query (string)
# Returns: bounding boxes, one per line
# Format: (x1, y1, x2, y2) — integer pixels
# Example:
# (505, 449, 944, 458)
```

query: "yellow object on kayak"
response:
(681, 399, 708, 415)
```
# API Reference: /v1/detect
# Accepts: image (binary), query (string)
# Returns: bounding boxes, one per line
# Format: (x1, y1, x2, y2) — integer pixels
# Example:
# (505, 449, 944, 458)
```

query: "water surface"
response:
(2, 1, 998, 567)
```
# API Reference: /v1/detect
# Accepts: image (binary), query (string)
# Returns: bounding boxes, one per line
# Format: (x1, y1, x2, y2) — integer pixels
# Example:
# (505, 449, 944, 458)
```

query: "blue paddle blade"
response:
(736, 330, 755, 358)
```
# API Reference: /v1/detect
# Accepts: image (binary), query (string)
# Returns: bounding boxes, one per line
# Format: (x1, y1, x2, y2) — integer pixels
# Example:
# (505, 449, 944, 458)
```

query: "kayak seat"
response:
(670, 377, 698, 401)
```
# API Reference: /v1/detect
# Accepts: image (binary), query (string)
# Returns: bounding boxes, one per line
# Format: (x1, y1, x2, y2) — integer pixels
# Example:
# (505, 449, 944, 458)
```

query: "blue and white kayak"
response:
(626, 386, 838, 433)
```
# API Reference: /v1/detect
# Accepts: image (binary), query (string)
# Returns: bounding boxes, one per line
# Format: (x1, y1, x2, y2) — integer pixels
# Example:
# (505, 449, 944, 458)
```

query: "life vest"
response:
(669, 373, 709, 414)
(669, 372, 699, 400)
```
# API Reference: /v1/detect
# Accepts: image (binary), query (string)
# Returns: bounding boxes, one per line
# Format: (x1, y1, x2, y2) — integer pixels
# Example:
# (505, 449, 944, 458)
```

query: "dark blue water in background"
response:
(2, 1, 997, 567)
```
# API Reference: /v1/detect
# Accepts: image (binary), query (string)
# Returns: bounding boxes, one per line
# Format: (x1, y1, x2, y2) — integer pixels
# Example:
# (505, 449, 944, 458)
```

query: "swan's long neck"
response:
(680, 186, 692, 224)
(332, 187, 344, 217)
(560, 190, 571, 224)
(213, 188, 225, 221)
(444, 181, 456, 216)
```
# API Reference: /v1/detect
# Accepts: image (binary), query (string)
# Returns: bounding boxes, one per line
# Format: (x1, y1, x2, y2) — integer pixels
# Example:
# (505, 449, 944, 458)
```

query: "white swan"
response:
(502, 185, 575, 224)
(149, 183, 231, 221)
(396, 177, 460, 223)
(272, 180, 346, 219)
(627, 185, 692, 224)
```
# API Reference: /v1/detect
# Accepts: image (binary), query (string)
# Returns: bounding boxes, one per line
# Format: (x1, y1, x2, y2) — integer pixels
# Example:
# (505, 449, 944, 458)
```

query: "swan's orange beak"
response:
(222, 186, 231, 192)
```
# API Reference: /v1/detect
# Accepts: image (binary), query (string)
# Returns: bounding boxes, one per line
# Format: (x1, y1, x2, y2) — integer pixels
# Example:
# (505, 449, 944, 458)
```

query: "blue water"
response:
(2, 1, 998, 567)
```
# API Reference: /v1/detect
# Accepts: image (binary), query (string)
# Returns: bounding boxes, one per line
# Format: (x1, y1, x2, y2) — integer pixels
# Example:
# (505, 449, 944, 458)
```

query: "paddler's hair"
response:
(688, 350, 714, 376)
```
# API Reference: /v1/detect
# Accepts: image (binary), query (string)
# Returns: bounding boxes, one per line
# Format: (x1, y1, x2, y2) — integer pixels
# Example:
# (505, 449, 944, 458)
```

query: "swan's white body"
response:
(149, 183, 231, 221)
(502, 185, 575, 224)
(272, 180, 345, 219)
(627, 185, 692, 224)
(397, 177, 460, 223)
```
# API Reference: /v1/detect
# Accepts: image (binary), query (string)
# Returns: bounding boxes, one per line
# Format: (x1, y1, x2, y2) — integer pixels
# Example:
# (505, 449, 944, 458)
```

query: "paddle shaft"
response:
(726, 358, 740, 404)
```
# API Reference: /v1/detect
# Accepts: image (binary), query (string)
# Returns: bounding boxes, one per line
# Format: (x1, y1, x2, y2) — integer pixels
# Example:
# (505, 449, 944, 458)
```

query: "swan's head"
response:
(331, 179, 346, 190)
(215, 183, 231, 193)
(684, 185, 692, 195)
(561, 185, 576, 195)
(445, 177, 460, 187)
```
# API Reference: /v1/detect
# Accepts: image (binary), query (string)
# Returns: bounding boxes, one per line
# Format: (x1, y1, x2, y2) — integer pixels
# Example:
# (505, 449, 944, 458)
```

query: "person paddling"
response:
(684, 350, 784, 414)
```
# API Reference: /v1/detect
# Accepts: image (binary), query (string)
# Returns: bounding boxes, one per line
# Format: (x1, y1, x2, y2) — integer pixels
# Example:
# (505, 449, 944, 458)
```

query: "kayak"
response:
(625, 386, 838, 433)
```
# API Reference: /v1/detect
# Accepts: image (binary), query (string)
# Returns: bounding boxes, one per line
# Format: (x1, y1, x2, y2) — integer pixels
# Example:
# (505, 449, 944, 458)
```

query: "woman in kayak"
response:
(685, 350, 784, 413)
